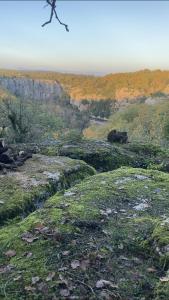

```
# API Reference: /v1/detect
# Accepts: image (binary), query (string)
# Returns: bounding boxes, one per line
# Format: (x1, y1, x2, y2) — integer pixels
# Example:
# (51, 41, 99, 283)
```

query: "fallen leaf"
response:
(52, 231, 64, 242)
(0, 266, 7, 274)
(100, 290, 112, 300)
(21, 232, 38, 243)
(34, 223, 45, 230)
(147, 267, 157, 273)
(0, 264, 14, 274)
(96, 279, 118, 289)
(37, 282, 48, 294)
(58, 267, 68, 271)
(35, 224, 49, 234)
(119, 255, 129, 261)
(25, 285, 36, 292)
(80, 259, 90, 271)
(32, 276, 40, 284)
(97, 254, 105, 259)
(46, 272, 55, 282)
(118, 243, 124, 250)
(71, 240, 77, 246)
(62, 251, 70, 256)
(160, 276, 169, 282)
(100, 208, 112, 217)
(60, 289, 70, 297)
(13, 275, 22, 281)
(26, 252, 33, 258)
(71, 260, 80, 269)
(5, 250, 16, 258)
(58, 274, 69, 287)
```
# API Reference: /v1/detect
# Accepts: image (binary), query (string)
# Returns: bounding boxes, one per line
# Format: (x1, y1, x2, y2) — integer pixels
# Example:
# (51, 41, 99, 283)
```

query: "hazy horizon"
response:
(1, 67, 169, 77)
(1, 1, 169, 74)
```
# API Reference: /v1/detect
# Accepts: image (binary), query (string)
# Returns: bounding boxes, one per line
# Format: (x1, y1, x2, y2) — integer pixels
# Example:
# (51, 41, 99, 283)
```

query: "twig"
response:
(42, 0, 69, 32)
(75, 279, 96, 297)
(65, 271, 96, 297)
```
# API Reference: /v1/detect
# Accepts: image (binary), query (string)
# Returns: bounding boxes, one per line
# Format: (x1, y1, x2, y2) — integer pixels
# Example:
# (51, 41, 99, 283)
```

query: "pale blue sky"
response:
(0, 1, 169, 74)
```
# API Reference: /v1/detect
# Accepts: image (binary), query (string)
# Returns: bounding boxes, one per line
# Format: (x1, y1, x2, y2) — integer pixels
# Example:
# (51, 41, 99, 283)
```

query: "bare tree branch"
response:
(42, 0, 69, 32)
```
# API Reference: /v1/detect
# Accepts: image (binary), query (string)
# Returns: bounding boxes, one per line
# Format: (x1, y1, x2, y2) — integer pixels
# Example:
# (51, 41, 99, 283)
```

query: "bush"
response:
(84, 101, 169, 147)
(0, 97, 64, 143)
(60, 130, 84, 143)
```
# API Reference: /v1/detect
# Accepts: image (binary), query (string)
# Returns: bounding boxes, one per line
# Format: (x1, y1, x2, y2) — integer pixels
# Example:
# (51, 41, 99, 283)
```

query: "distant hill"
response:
(1, 69, 169, 102)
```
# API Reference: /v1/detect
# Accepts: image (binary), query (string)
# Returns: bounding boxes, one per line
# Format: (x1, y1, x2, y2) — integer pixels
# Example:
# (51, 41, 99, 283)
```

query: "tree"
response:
(3, 98, 33, 143)
(42, 0, 69, 31)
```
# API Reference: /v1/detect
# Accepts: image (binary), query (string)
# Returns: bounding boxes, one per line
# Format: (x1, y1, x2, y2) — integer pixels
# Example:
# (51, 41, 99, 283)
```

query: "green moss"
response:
(155, 280, 169, 300)
(40, 146, 59, 156)
(123, 143, 167, 157)
(57, 140, 145, 171)
(0, 154, 95, 225)
(1, 167, 169, 299)
(40, 140, 169, 173)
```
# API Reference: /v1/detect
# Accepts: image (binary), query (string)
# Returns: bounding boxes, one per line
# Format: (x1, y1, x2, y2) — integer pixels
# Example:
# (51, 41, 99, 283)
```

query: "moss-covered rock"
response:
(57, 140, 152, 171)
(0, 167, 169, 299)
(11, 140, 169, 173)
(0, 154, 95, 225)
(123, 142, 167, 157)
(50, 140, 169, 172)
(56, 140, 169, 173)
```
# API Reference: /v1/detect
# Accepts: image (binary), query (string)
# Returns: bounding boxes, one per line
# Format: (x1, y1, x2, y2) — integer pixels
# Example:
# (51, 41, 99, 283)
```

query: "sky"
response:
(0, 0, 169, 75)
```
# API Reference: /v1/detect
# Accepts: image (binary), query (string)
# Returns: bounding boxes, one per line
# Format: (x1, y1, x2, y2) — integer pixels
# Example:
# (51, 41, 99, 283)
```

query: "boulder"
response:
(58, 140, 134, 171)
(55, 140, 158, 171)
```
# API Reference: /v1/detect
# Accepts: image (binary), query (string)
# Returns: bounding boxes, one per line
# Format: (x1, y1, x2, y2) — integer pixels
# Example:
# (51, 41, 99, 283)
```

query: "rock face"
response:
(0, 77, 66, 102)
(0, 154, 95, 224)
(0, 167, 169, 299)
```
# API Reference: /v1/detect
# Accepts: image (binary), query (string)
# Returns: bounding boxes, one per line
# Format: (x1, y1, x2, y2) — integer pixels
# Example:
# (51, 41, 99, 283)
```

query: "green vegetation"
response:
(41, 139, 168, 173)
(0, 97, 65, 143)
(0, 167, 169, 299)
(81, 99, 117, 118)
(0, 155, 95, 225)
(1, 69, 169, 101)
(1, 69, 169, 146)
(57, 140, 147, 171)
(0, 96, 89, 144)
(1, 69, 169, 299)
(85, 101, 169, 147)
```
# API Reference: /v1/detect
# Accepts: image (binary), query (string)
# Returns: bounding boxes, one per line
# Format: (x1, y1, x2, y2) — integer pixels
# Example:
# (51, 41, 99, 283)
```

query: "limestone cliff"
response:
(0, 76, 66, 103)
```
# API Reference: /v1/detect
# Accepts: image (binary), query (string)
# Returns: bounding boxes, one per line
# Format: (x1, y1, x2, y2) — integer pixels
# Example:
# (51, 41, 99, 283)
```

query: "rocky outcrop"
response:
(40, 140, 169, 172)
(10, 140, 169, 173)
(0, 77, 66, 103)
(0, 154, 95, 224)
(0, 167, 169, 299)
(58, 140, 136, 171)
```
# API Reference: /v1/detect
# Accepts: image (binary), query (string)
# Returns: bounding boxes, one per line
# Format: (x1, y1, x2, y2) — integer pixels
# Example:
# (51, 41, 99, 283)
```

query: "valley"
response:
(0, 69, 169, 299)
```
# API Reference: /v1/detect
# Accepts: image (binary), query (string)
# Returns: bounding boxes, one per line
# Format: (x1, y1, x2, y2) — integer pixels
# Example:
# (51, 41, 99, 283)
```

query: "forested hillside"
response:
(84, 100, 169, 146)
(1, 68, 169, 146)
(1, 69, 169, 101)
